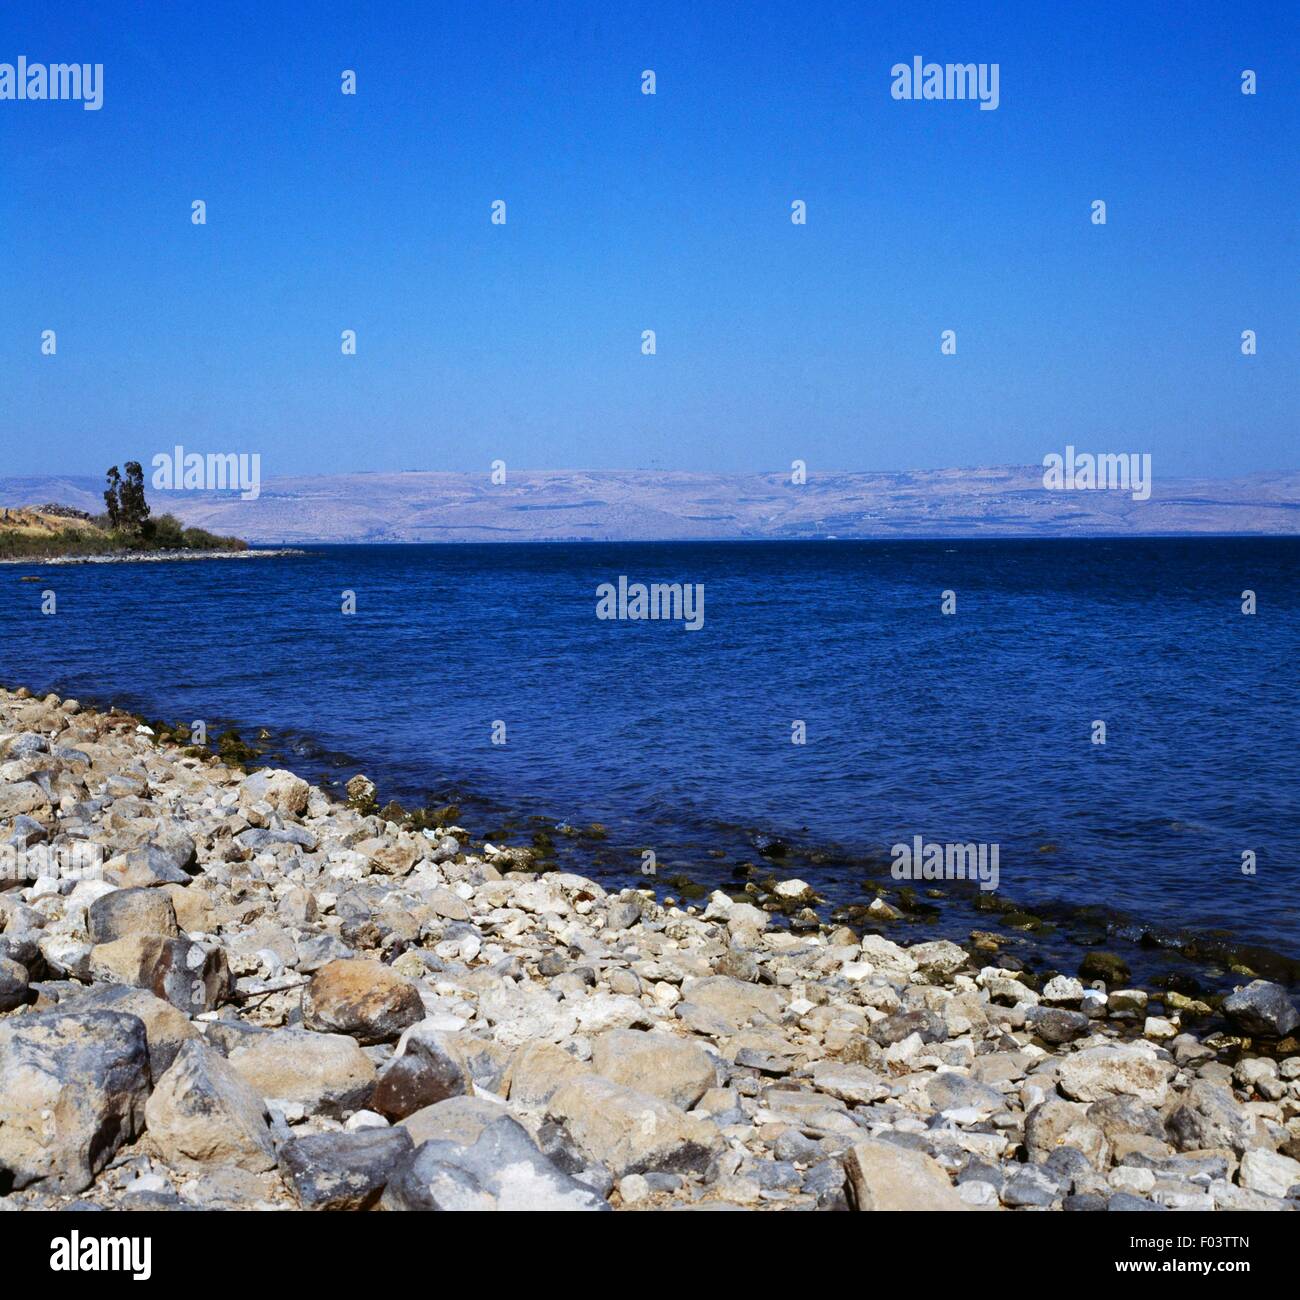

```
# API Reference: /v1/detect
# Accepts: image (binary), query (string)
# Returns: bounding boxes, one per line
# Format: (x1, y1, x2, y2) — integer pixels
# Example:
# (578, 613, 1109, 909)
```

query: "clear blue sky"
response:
(2, 0, 1296, 478)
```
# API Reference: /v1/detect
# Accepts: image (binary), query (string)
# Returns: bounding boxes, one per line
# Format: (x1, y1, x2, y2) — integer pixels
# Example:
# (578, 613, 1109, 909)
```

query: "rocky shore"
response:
(0, 548, 303, 567)
(0, 685, 1297, 1213)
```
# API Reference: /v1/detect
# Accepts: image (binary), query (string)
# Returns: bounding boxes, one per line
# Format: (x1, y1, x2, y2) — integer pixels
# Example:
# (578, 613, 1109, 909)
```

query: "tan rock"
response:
(844, 1139, 969, 1211)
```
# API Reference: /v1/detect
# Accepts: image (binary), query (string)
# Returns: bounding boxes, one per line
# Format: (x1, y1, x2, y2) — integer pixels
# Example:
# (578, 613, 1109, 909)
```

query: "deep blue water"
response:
(3, 538, 1297, 978)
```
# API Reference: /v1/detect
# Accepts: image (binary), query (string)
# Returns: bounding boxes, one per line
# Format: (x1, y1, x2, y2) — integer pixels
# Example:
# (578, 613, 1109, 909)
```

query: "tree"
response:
(103, 462, 151, 535)
(119, 462, 150, 533)
(103, 465, 122, 528)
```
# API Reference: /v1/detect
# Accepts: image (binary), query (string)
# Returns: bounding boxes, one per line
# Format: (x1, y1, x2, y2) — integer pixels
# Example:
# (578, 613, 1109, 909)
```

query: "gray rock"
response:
(0, 955, 30, 1012)
(87, 887, 179, 945)
(1222, 981, 1299, 1038)
(279, 1126, 415, 1209)
(144, 1039, 276, 1172)
(383, 1116, 609, 1211)
(1026, 1005, 1091, 1045)
(1165, 1080, 1254, 1155)
(0, 1009, 151, 1193)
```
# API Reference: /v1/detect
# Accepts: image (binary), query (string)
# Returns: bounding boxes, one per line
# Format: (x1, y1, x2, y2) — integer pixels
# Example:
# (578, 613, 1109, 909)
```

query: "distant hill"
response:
(2, 467, 1297, 544)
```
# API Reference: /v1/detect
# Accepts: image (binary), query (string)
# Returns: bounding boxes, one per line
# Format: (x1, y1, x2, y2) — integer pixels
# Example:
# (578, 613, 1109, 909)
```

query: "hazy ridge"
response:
(2, 467, 1296, 544)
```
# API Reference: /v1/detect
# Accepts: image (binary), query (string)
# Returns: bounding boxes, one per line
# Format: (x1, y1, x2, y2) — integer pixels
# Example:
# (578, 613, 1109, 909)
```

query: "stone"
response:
(226, 1028, 376, 1117)
(676, 976, 785, 1031)
(383, 1115, 609, 1211)
(808, 1060, 889, 1105)
(373, 1029, 467, 1120)
(1024, 1098, 1109, 1166)
(546, 1075, 723, 1177)
(87, 887, 179, 945)
(301, 958, 424, 1044)
(507, 1041, 591, 1109)
(401, 1095, 511, 1147)
(1238, 1149, 1300, 1199)
(238, 768, 310, 816)
(927, 1071, 1006, 1117)
(0, 1009, 150, 1193)
(144, 1039, 276, 1172)
(279, 1127, 415, 1209)
(1164, 1081, 1255, 1156)
(0, 955, 29, 1012)
(1056, 1044, 1171, 1105)
(61, 984, 200, 1077)
(843, 1139, 968, 1211)
(590, 1029, 717, 1110)
(1026, 1005, 1091, 1045)
(1222, 981, 1299, 1039)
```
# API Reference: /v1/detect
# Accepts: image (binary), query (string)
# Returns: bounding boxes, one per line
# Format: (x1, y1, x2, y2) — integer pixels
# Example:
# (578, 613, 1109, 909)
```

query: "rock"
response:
(0, 955, 30, 1011)
(1222, 981, 1299, 1039)
(1056, 1043, 1171, 1105)
(0, 1009, 150, 1193)
(907, 940, 968, 980)
(927, 1071, 1006, 1117)
(1026, 1005, 1091, 1045)
(1238, 1148, 1300, 1199)
(373, 1029, 467, 1120)
(843, 1139, 968, 1211)
(590, 1029, 717, 1110)
(383, 1116, 609, 1211)
(226, 1028, 376, 1117)
(144, 1040, 275, 1172)
(676, 976, 786, 1032)
(88, 933, 230, 1012)
(61, 985, 200, 1076)
(1078, 952, 1130, 986)
(301, 958, 424, 1044)
(1024, 1098, 1109, 1166)
(546, 1075, 723, 1178)
(238, 769, 310, 816)
(808, 1060, 890, 1106)
(401, 1095, 511, 1147)
(279, 1127, 415, 1209)
(1042, 975, 1085, 1004)
(1164, 1081, 1255, 1155)
(87, 887, 179, 945)
(0, 782, 49, 818)
(507, 1041, 591, 1108)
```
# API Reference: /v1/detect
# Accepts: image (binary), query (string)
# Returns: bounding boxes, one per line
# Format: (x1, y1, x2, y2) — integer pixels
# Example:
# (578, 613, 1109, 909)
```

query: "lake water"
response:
(3, 537, 1297, 984)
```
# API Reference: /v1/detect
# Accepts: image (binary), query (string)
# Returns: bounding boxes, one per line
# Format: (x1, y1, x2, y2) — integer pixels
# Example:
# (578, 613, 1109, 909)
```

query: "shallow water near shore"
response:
(3, 537, 1297, 986)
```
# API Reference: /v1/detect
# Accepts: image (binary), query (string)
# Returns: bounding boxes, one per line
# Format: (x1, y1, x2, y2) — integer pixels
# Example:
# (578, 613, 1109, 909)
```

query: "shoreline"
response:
(0, 547, 305, 567)
(0, 683, 1297, 1211)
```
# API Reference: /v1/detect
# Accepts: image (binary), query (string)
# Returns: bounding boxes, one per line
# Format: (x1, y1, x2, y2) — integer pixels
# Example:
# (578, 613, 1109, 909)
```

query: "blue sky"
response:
(1, 0, 1296, 479)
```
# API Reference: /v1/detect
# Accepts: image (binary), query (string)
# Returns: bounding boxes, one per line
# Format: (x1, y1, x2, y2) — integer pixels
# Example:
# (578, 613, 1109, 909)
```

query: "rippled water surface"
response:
(3, 538, 1297, 964)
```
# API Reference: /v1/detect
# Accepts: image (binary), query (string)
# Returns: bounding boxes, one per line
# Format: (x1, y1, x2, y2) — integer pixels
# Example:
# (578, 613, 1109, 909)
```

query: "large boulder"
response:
(383, 1116, 608, 1211)
(87, 887, 179, 945)
(61, 984, 200, 1076)
(1056, 1044, 1172, 1106)
(226, 1028, 376, 1116)
(1222, 981, 1299, 1039)
(1165, 1080, 1255, 1155)
(279, 1127, 415, 1210)
(302, 959, 424, 1044)
(238, 768, 309, 816)
(843, 1139, 968, 1211)
(144, 1040, 275, 1172)
(545, 1076, 723, 1178)
(0, 1009, 151, 1193)
(590, 1029, 718, 1110)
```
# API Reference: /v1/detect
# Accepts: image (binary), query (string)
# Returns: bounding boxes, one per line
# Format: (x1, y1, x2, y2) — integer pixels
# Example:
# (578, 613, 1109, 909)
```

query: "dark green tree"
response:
(119, 462, 151, 534)
(103, 465, 122, 528)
